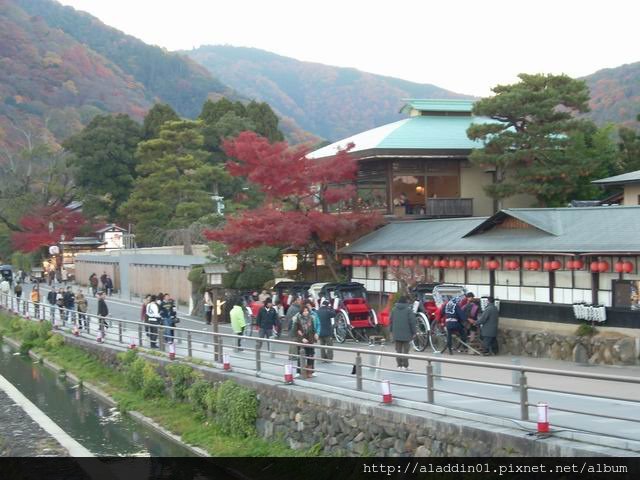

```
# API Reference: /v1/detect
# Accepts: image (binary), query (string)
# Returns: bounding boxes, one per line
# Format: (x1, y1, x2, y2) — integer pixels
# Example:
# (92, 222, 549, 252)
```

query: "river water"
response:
(0, 342, 196, 457)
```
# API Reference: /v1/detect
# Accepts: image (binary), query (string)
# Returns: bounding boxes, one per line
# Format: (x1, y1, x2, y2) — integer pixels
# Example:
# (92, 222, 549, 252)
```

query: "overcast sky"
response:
(58, 0, 639, 97)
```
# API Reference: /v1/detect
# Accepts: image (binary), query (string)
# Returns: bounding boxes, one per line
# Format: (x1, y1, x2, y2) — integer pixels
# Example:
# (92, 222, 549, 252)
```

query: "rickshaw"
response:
(0, 265, 12, 286)
(272, 281, 313, 312)
(320, 282, 378, 343)
(410, 283, 467, 352)
(30, 267, 46, 283)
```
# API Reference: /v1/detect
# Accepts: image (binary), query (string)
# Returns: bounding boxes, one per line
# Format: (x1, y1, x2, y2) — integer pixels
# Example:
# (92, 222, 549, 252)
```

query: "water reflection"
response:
(0, 343, 194, 457)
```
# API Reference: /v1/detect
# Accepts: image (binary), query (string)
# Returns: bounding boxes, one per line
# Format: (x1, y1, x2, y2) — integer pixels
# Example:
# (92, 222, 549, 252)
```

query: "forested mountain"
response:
(184, 45, 472, 141)
(582, 62, 640, 127)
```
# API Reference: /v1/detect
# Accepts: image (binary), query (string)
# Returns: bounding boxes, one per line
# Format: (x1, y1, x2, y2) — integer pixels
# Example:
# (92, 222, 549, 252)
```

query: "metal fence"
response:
(1, 292, 640, 444)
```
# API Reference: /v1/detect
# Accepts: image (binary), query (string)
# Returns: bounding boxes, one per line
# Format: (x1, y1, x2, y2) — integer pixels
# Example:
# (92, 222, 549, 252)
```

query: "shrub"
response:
(117, 349, 138, 367)
(125, 358, 146, 391)
(166, 364, 198, 401)
(141, 363, 165, 399)
(186, 379, 213, 413)
(204, 384, 219, 417)
(44, 333, 65, 351)
(576, 323, 598, 337)
(215, 381, 258, 438)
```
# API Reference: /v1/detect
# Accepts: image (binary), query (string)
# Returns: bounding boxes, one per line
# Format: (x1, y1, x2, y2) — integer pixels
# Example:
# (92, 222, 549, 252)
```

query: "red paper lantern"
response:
(550, 260, 561, 271)
(615, 261, 624, 273)
(590, 261, 599, 272)
(352, 259, 362, 267)
(598, 261, 609, 273)
(403, 258, 415, 268)
(341, 258, 352, 266)
(623, 261, 634, 273)
(362, 259, 374, 267)
(454, 259, 465, 269)
(529, 260, 541, 271)
(377, 259, 388, 267)
(390, 258, 401, 267)
(472, 259, 481, 269)
(440, 259, 450, 268)
(420, 258, 433, 268)
(573, 260, 584, 270)
(487, 259, 500, 270)
(523, 260, 531, 270)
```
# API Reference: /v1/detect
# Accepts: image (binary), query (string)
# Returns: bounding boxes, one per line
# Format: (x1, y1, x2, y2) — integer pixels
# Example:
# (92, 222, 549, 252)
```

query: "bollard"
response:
(138, 324, 143, 348)
(426, 362, 434, 404)
(284, 363, 294, 384)
(519, 371, 529, 421)
(129, 336, 137, 349)
(72, 324, 79, 336)
(537, 402, 550, 433)
(168, 342, 176, 360)
(223, 353, 231, 371)
(381, 380, 393, 404)
(118, 321, 123, 344)
(96, 331, 104, 343)
(355, 353, 363, 391)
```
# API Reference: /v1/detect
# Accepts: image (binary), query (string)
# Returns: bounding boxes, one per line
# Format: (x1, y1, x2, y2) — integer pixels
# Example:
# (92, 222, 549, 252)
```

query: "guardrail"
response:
(1, 292, 640, 442)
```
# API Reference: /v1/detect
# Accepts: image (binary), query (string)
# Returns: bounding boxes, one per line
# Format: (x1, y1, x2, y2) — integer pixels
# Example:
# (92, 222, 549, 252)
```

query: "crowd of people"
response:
(140, 292, 179, 348)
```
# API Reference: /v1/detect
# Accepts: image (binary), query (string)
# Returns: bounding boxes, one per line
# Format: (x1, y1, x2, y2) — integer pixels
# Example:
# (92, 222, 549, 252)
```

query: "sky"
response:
(57, 0, 639, 97)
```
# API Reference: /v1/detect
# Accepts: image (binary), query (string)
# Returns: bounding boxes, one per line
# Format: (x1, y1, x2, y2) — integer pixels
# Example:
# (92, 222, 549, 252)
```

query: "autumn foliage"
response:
(11, 205, 88, 253)
(204, 132, 383, 273)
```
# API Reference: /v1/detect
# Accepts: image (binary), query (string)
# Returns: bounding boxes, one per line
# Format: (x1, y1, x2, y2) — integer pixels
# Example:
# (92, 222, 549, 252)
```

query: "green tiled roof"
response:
(341, 206, 640, 255)
(399, 98, 475, 114)
(308, 115, 498, 159)
(592, 169, 640, 185)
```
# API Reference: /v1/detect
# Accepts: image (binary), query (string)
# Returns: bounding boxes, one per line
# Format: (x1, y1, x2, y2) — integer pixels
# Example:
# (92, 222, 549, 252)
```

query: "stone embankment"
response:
(0, 389, 69, 457)
(498, 328, 639, 365)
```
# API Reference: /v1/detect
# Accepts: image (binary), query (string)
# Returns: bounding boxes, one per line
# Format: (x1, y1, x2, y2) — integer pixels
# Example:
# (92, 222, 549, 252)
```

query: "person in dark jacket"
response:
(476, 296, 499, 355)
(444, 295, 468, 355)
(285, 296, 302, 337)
(97, 291, 109, 334)
(160, 294, 177, 344)
(47, 288, 57, 322)
(63, 287, 76, 324)
(316, 301, 336, 361)
(89, 273, 99, 296)
(256, 298, 278, 352)
(390, 297, 416, 369)
(105, 275, 114, 296)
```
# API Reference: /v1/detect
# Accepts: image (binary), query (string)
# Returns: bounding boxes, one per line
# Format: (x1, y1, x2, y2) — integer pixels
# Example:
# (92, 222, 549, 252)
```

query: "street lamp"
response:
(282, 253, 298, 271)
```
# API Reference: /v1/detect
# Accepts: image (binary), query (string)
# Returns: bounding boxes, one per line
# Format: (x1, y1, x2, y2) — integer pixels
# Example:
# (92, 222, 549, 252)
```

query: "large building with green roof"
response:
(308, 99, 533, 218)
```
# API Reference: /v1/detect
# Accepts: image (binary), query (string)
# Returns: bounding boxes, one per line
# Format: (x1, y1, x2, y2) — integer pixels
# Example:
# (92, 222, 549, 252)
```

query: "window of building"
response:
(357, 160, 388, 211)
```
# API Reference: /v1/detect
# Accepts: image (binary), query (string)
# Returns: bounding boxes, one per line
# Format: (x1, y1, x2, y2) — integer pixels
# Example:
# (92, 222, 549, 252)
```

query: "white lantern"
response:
(316, 254, 326, 266)
(282, 253, 298, 271)
(49, 246, 60, 255)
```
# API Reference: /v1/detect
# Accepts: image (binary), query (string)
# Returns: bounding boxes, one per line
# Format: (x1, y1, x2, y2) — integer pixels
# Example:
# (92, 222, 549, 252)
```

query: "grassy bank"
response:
(0, 312, 309, 457)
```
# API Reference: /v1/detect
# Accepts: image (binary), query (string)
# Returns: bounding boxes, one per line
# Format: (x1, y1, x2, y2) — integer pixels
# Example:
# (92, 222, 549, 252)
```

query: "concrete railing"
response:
(2, 292, 640, 443)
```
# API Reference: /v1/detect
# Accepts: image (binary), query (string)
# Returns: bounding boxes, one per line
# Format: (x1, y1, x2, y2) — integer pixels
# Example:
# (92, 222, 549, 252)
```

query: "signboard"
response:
(612, 280, 640, 310)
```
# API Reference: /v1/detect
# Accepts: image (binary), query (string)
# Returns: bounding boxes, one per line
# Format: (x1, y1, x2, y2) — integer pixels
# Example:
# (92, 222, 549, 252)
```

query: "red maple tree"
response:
(11, 205, 88, 253)
(204, 131, 383, 279)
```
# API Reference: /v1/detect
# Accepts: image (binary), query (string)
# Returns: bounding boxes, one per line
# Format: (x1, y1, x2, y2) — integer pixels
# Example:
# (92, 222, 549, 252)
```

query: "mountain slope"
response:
(582, 61, 640, 127)
(16, 0, 234, 119)
(184, 45, 472, 141)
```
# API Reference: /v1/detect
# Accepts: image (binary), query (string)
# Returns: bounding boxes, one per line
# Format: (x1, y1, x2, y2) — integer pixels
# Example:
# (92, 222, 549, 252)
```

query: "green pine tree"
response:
(467, 73, 617, 208)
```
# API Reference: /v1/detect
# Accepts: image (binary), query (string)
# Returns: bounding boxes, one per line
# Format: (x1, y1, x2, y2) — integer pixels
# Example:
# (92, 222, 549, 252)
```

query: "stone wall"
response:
(498, 328, 640, 365)
(60, 335, 624, 457)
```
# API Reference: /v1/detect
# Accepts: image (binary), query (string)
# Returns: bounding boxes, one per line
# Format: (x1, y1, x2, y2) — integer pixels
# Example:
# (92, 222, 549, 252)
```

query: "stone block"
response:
(572, 343, 588, 364)
(354, 432, 365, 443)
(414, 445, 430, 457)
(613, 338, 637, 364)
(381, 437, 395, 449)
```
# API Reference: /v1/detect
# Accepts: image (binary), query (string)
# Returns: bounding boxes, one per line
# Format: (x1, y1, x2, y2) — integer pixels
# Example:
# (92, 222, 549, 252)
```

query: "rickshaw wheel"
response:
(334, 311, 348, 343)
(411, 312, 429, 352)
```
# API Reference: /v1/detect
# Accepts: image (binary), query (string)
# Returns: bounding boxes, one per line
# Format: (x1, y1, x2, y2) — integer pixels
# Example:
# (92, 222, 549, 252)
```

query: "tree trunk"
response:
(311, 233, 340, 281)
(182, 229, 193, 255)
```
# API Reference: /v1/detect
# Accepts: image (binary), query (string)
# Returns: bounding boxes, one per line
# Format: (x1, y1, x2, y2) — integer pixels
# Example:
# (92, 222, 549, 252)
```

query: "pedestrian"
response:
(31, 284, 41, 319)
(76, 289, 88, 330)
(46, 287, 57, 322)
(390, 296, 416, 370)
(203, 288, 213, 325)
(63, 286, 76, 324)
(100, 272, 107, 291)
(294, 306, 318, 378)
(97, 291, 109, 335)
(285, 296, 301, 334)
(274, 299, 285, 337)
(476, 296, 499, 356)
(141, 294, 151, 337)
(258, 290, 269, 302)
(160, 293, 177, 344)
(14, 281, 23, 311)
(56, 288, 65, 325)
(105, 275, 113, 296)
(256, 298, 278, 352)
(61, 267, 68, 286)
(316, 301, 336, 361)
(0, 278, 9, 304)
(230, 300, 246, 351)
(89, 273, 98, 296)
(145, 295, 161, 348)
(444, 295, 468, 355)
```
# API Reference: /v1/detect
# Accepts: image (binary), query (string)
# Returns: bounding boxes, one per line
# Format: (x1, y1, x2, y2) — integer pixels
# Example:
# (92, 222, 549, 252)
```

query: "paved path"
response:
(16, 283, 640, 449)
